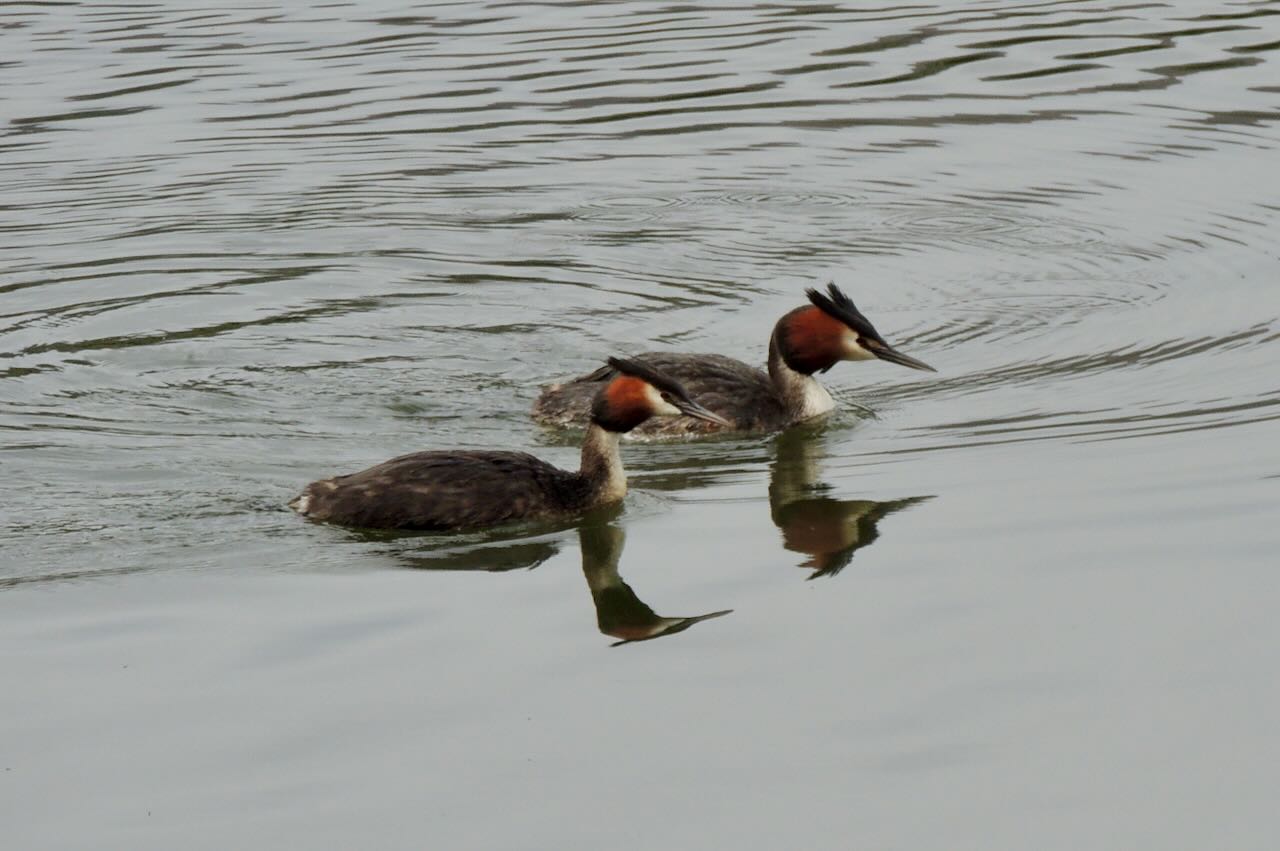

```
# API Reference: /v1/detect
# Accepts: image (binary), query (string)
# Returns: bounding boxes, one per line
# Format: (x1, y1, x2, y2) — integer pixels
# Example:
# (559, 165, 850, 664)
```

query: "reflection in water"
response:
(395, 536, 562, 574)
(769, 427, 931, 579)
(579, 523, 731, 646)
(2, 3, 1277, 844)
(3, 2, 1276, 588)
(394, 517, 732, 646)
(772, 495, 929, 579)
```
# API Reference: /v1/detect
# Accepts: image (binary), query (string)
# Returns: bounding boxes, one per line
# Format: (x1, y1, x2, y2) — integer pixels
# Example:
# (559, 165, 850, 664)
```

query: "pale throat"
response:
(768, 338, 836, 419)
(781, 364, 835, 419)
(580, 424, 627, 503)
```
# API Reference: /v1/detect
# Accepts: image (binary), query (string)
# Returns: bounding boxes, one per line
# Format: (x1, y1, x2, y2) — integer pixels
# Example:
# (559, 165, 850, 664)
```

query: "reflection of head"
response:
(771, 496, 931, 579)
(768, 427, 932, 578)
(580, 523, 732, 645)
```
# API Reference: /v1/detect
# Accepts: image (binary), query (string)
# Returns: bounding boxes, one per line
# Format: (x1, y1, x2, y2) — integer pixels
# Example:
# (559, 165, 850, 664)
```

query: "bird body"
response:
(291, 358, 729, 531)
(532, 284, 933, 438)
(291, 446, 603, 531)
(532, 350, 828, 437)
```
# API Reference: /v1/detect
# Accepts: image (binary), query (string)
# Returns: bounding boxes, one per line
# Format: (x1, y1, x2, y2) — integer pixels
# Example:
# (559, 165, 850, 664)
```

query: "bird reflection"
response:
(769, 426, 932, 579)
(580, 522, 732, 646)
(389, 514, 731, 645)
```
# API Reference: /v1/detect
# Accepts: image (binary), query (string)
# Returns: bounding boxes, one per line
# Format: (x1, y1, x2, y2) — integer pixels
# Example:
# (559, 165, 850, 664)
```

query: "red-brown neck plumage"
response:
(773, 305, 848, 375)
(591, 375, 654, 432)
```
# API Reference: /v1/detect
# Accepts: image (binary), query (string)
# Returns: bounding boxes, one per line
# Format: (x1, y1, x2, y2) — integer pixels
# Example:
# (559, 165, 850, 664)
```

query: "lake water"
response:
(3, 1, 1278, 848)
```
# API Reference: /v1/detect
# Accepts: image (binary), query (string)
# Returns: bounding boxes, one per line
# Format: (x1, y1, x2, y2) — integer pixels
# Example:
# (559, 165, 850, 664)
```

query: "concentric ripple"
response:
(2, 0, 1279, 587)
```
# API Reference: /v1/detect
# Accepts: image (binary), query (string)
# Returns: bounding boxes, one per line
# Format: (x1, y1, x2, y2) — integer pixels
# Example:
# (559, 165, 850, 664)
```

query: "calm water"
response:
(3, 1, 1279, 847)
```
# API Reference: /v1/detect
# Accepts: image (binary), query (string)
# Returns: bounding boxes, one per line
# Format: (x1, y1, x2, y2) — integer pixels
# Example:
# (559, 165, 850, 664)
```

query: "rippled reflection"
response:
(769, 427, 932, 578)
(394, 515, 732, 646)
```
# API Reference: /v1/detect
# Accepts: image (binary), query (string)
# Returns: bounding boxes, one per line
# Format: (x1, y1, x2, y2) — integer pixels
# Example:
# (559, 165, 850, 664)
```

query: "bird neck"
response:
(579, 423, 627, 504)
(768, 334, 835, 420)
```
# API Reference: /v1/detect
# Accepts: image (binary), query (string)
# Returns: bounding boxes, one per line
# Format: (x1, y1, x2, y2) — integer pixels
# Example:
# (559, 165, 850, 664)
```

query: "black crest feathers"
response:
(605, 357, 695, 404)
(804, 282, 885, 343)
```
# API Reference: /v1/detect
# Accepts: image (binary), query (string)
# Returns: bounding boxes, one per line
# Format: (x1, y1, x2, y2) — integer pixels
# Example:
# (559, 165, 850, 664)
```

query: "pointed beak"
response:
(675, 398, 733, 428)
(867, 340, 936, 373)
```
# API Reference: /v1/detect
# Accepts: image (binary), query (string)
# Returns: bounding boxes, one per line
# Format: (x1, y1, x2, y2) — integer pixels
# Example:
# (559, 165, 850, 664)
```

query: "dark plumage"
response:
(527, 284, 931, 437)
(535, 352, 784, 437)
(292, 450, 594, 531)
(804, 283, 884, 345)
(532, 283, 934, 438)
(291, 357, 730, 531)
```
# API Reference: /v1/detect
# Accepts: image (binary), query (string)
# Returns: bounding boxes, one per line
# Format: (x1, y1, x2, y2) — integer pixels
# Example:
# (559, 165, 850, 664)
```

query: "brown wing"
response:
(531, 352, 784, 435)
(293, 450, 587, 530)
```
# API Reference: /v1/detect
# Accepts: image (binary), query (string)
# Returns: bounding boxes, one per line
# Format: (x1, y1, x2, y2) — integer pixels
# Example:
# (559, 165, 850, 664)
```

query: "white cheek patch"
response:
(645, 384, 684, 416)
(842, 331, 876, 361)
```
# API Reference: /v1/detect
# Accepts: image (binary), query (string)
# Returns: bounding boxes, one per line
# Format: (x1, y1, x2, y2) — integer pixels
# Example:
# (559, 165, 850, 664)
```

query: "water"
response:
(3, 1, 1278, 847)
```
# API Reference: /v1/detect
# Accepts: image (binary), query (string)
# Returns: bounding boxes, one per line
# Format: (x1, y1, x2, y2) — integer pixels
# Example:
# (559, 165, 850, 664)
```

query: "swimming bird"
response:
(290, 357, 730, 531)
(531, 283, 934, 438)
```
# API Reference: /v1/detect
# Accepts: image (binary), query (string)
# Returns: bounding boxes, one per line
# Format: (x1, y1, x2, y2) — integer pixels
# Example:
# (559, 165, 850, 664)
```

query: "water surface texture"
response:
(3, 2, 1279, 848)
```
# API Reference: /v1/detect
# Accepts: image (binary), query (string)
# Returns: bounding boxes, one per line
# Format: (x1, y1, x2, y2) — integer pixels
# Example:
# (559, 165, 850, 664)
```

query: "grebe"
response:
(532, 283, 934, 438)
(290, 357, 730, 531)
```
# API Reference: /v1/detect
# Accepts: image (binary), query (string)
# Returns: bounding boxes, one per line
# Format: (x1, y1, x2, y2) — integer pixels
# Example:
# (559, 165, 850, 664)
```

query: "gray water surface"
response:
(3, 2, 1279, 848)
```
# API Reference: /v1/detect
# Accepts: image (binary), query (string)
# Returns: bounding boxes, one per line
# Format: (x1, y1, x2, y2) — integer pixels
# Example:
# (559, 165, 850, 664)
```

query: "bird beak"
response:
(675, 398, 733, 428)
(866, 339, 936, 372)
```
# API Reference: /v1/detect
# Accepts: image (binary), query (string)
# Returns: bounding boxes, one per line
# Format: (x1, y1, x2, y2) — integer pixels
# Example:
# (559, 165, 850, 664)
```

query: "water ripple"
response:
(3, 0, 1279, 584)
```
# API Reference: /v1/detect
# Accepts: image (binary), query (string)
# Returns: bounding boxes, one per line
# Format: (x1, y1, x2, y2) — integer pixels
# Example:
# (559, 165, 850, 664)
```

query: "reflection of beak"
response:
(868, 340, 936, 372)
(610, 609, 734, 646)
(675, 398, 733, 428)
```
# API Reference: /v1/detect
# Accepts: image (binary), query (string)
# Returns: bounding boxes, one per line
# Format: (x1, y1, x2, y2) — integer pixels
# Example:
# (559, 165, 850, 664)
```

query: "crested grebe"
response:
(532, 283, 934, 438)
(290, 357, 730, 531)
